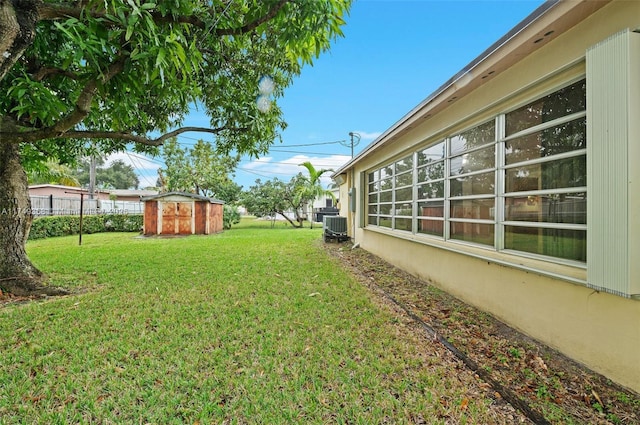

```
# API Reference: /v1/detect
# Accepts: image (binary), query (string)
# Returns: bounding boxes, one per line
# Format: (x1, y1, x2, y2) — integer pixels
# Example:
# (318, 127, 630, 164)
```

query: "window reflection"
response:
(505, 118, 586, 165)
(505, 193, 586, 224)
(418, 141, 445, 166)
(450, 223, 494, 246)
(450, 171, 495, 197)
(450, 120, 496, 155)
(450, 145, 495, 175)
(505, 80, 586, 136)
(505, 156, 586, 193)
(505, 226, 586, 262)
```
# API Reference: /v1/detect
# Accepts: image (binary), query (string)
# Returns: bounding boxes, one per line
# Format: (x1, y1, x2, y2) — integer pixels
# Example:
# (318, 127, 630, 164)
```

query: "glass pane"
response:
(368, 171, 377, 183)
(418, 200, 444, 217)
(450, 199, 494, 220)
(505, 118, 586, 165)
(450, 120, 496, 155)
(368, 193, 378, 204)
(395, 186, 413, 202)
(380, 190, 393, 203)
(368, 205, 378, 215)
(380, 167, 392, 180)
(394, 202, 412, 216)
(417, 162, 445, 182)
(450, 222, 495, 246)
(505, 193, 586, 224)
(505, 156, 586, 193)
(380, 177, 393, 191)
(380, 204, 392, 215)
(418, 141, 445, 166)
(450, 171, 495, 197)
(505, 226, 586, 262)
(368, 182, 379, 194)
(394, 218, 412, 231)
(450, 145, 494, 175)
(418, 219, 443, 237)
(505, 80, 586, 136)
(417, 181, 444, 199)
(368, 216, 378, 226)
(395, 171, 413, 187)
(379, 217, 392, 228)
(395, 155, 414, 173)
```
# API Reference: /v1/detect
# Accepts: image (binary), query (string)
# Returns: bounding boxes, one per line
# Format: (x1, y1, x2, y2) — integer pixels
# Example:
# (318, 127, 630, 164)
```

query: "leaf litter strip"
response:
(366, 279, 551, 425)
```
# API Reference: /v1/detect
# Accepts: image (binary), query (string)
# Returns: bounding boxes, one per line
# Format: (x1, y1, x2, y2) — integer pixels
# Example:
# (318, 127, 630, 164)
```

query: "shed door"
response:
(161, 202, 193, 234)
(161, 202, 177, 234)
(176, 202, 193, 234)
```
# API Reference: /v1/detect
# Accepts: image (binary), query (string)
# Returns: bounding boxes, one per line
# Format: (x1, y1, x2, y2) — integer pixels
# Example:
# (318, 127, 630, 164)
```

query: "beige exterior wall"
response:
(342, 1, 640, 392)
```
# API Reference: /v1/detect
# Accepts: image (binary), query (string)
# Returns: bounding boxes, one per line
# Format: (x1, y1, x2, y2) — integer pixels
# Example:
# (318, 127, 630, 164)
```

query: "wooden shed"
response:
(141, 192, 224, 236)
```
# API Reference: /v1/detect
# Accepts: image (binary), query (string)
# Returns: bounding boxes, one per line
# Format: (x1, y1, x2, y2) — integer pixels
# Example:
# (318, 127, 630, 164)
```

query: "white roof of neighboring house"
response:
(109, 189, 159, 198)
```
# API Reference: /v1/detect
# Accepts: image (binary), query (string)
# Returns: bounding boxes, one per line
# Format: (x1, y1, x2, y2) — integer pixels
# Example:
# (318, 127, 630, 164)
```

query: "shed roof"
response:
(141, 191, 224, 204)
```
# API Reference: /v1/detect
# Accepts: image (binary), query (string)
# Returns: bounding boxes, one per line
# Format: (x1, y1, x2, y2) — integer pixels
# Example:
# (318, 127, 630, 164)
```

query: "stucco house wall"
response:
(335, 0, 640, 392)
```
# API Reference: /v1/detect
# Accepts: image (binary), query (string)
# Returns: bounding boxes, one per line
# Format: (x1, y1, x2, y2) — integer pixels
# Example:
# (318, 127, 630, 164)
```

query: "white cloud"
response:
(351, 131, 382, 141)
(242, 154, 350, 187)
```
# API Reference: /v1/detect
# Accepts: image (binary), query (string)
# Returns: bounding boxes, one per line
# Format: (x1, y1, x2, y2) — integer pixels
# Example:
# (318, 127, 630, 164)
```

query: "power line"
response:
(247, 159, 344, 167)
(266, 149, 344, 156)
(237, 167, 301, 177)
(172, 134, 348, 150)
(272, 140, 345, 148)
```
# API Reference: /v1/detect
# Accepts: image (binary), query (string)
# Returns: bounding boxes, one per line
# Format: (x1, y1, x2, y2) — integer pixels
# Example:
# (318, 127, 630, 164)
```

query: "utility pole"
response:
(340, 132, 361, 158)
(88, 156, 97, 200)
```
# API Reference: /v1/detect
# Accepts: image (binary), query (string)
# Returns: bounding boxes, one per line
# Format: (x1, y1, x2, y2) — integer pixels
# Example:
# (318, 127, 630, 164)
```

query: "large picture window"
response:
(366, 79, 587, 263)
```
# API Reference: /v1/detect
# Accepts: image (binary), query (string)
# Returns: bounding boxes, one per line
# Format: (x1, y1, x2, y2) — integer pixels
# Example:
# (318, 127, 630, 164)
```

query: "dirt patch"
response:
(324, 242, 640, 425)
(0, 289, 43, 307)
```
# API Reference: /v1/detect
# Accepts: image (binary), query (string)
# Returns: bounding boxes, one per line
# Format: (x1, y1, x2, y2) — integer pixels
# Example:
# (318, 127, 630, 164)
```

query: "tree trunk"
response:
(0, 141, 66, 296)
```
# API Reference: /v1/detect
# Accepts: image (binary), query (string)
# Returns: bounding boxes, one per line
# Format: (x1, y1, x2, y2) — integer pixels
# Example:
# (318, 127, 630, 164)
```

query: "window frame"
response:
(365, 78, 587, 265)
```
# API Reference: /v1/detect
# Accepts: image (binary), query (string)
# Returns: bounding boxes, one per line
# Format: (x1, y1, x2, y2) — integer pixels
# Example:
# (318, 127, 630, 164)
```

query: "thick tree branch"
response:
(49, 54, 127, 134)
(0, 125, 246, 146)
(31, 67, 80, 81)
(0, 0, 39, 81)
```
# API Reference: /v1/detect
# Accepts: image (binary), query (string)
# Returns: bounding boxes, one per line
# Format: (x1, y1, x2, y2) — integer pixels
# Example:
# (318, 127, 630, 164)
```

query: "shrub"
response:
(223, 205, 241, 230)
(28, 214, 143, 240)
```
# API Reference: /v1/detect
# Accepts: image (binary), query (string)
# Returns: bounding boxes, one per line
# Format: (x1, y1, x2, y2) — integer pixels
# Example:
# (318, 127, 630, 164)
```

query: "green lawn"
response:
(0, 218, 501, 423)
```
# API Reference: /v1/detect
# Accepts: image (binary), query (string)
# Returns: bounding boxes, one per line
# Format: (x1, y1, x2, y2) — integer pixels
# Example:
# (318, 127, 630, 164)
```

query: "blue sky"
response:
(113, 0, 544, 189)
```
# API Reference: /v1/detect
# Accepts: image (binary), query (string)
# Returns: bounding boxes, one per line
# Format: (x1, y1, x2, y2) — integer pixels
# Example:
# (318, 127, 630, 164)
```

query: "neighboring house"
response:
(28, 184, 153, 215)
(309, 186, 340, 222)
(333, 0, 640, 392)
(28, 184, 109, 200)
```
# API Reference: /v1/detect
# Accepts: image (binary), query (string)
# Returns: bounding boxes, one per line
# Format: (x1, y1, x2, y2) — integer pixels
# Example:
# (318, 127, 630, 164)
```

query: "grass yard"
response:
(0, 218, 514, 423)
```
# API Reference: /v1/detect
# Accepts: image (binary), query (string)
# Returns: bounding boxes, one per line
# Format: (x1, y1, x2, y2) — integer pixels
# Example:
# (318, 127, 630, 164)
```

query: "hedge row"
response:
(28, 214, 143, 240)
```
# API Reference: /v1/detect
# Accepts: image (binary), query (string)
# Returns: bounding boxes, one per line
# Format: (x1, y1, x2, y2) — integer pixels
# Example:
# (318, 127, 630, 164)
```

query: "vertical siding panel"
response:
(586, 29, 636, 296)
(194, 201, 207, 234)
(144, 201, 158, 235)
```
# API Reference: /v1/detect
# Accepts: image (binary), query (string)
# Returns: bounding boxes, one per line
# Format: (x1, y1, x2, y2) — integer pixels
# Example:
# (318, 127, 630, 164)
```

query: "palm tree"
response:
(297, 161, 336, 229)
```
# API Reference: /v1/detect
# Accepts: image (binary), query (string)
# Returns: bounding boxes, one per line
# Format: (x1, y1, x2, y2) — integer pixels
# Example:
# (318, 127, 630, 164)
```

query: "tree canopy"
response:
(158, 138, 241, 202)
(1, 0, 350, 160)
(241, 175, 313, 228)
(0, 0, 351, 295)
